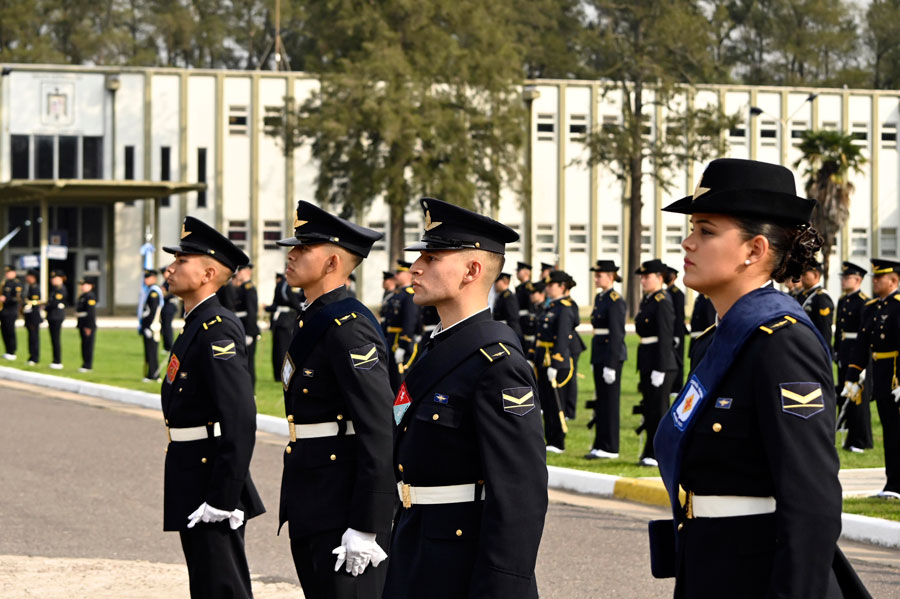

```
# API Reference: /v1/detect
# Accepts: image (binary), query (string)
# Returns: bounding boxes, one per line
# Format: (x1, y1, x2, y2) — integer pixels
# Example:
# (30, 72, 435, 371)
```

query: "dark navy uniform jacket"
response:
(846, 289, 900, 383)
(268, 279, 303, 330)
(383, 285, 420, 354)
(23, 283, 42, 326)
(385, 310, 547, 599)
(279, 286, 395, 537)
(834, 289, 867, 370)
(141, 286, 161, 333)
(799, 285, 834, 350)
(689, 294, 716, 339)
(76, 291, 97, 329)
(679, 316, 842, 598)
(235, 281, 260, 338)
(667, 285, 687, 343)
(492, 287, 522, 340)
(635, 290, 676, 373)
(535, 297, 577, 373)
(1, 277, 21, 313)
(590, 287, 626, 367)
(160, 295, 265, 531)
(515, 281, 535, 334)
(46, 284, 67, 321)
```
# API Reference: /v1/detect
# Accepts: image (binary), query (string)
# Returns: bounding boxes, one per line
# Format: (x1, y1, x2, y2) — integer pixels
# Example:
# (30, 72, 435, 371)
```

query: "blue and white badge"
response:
(672, 375, 706, 431)
(433, 393, 449, 404)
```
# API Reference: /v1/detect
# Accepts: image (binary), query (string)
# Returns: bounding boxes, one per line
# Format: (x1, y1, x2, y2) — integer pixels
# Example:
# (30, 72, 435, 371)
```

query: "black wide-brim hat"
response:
(405, 198, 519, 255)
(163, 216, 249, 272)
(591, 259, 622, 281)
(841, 261, 867, 277)
(276, 201, 383, 258)
(545, 270, 576, 288)
(635, 259, 668, 275)
(517, 261, 532, 271)
(663, 158, 816, 225)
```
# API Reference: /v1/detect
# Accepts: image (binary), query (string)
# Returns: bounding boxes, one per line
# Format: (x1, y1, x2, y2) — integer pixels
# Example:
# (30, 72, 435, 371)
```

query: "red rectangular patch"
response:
(166, 354, 180, 384)
(393, 382, 411, 425)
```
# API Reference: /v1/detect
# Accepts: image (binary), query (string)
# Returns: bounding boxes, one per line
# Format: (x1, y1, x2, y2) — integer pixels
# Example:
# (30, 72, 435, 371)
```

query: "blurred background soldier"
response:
(233, 263, 259, 388)
(786, 277, 805, 301)
(76, 277, 97, 372)
(564, 278, 586, 420)
(515, 261, 535, 342)
(1, 265, 21, 360)
(23, 269, 41, 365)
(586, 260, 626, 460)
(525, 280, 546, 364)
(492, 272, 522, 342)
(798, 261, 834, 354)
(215, 269, 237, 312)
(634, 259, 676, 467)
(384, 259, 420, 392)
(46, 269, 68, 370)
(379, 271, 396, 335)
(664, 266, 687, 394)
(834, 261, 873, 453)
(346, 272, 357, 298)
(160, 268, 180, 353)
(267, 271, 303, 382)
(688, 292, 716, 359)
(539, 262, 554, 281)
(140, 269, 163, 382)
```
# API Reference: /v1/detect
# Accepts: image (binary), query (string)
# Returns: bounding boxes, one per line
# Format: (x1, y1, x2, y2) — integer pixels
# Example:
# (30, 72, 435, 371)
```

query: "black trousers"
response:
(179, 524, 253, 599)
(48, 318, 63, 364)
(290, 528, 388, 599)
(246, 337, 257, 388)
(272, 325, 292, 382)
(561, 356, 578, 419)
(26, 322, 39, 362)
(161, 313, 175, 352)
(143, 334, 159, 379)
(0, 310, 16, 355)
(538, 366, 567, 449)
(873, 360, 900, 494)
(836, 356, 873, 450)
(638, 370, 675, 461)
(79, 326, 95, 369)
(591, 362, 623, 453)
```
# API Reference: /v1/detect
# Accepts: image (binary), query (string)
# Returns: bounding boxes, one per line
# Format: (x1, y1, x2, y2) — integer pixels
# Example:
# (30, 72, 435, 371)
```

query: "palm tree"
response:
(794, 130, 867, 279)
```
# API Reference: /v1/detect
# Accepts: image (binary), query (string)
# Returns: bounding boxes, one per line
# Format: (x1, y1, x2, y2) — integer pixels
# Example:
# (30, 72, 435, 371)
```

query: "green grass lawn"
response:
(842, 497, 900, 521)
(2, 327, 886, 478)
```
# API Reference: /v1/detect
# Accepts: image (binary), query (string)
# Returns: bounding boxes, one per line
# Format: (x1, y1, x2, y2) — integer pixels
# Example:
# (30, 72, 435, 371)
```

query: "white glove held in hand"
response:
(394, 348, 406, 365)
(332, 528, 387, 576)
(650, 370, 665, 388)
(186, 502, 245, 530)
(602, 367, 616, 385)
(892, 387, 900, 404)
(143, 328, 153, 339)
(841, 381, 860, 399)
(546, 367, 558, 382)
(245, 335, 253, 346)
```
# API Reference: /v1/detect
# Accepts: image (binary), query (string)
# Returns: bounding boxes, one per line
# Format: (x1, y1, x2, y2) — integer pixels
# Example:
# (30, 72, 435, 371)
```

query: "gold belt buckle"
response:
(685, 490, 695, 520)
(401, 483, 412, 509)
(166, 426, 172, 443)
(287, 415, 296, 443)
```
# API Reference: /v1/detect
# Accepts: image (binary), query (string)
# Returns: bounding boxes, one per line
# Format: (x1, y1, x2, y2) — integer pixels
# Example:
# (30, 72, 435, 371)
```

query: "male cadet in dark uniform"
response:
(539, 262, 554, 281)
(1, 265, 22, 360)
(634, 259, 677, 467)
(23, 269, 41, 365)
(215, 274, 237, 312)
(534, 270, 579, 453)
(798, 260, 835, 352)
(834, 261, 873, 453)
(688, 292, 716, 357)
(160, 272, 181, 352)
(46, 270, 68, 369)
(160, 216, 265, 598)
(75, 277, 97, 372)
(384, 198, 547, 599)
(586, 260, 626, 459)
(140, 269, 163, 382)
(844, 258, 900, 499)
(492, 272, 523, 342)
(384, 260, 420, 392)
(232, 263, 259, 388)
(525, 280, 546, 363)
(664, 265, 687, 393)
(275, 201, 394, 599)
(514, 261, 535, 340)
(268, 271, 303, 382)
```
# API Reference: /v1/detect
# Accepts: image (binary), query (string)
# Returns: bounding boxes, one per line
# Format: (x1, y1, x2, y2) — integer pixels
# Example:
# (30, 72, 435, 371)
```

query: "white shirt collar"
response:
(184, 292, 217, 319)
(431, 307, 490, 338)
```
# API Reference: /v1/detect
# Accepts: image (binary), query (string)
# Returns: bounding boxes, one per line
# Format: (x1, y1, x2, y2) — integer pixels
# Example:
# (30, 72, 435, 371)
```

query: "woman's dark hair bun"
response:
(772, 225, 823, 283)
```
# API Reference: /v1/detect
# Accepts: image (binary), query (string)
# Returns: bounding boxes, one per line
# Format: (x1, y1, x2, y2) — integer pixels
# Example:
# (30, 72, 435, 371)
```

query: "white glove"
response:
(245, 335, 253, 347)
(674, 337, 681, 349)
(394, 348, 406, 365)
(331, 528, 387, 576)
(602, 367, 616, 385)
(186, 502, 245, 530)
(527, 360, 535, 369)
(650, 370, 665, 388)
(143, 328, 153, 339)
(893, 387, 900, 404)
(841, 381, 860, 399)
(546, 367, 558, 382)
(859, 369, 867, 385)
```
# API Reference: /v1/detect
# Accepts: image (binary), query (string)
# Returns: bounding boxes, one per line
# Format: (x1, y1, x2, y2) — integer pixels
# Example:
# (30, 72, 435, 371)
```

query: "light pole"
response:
(749, 93, 817, 165)
(522, 85, 540, 266)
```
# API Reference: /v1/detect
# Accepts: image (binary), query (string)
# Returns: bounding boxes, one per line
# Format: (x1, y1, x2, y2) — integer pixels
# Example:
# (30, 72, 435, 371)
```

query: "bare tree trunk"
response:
(389, 199, 405, 268)
(626, 80, 644, 319)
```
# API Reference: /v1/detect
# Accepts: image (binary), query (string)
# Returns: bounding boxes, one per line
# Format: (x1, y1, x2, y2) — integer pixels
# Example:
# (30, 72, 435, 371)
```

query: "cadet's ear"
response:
(462, 256, 484, 285)
(745, 234, 769, 267)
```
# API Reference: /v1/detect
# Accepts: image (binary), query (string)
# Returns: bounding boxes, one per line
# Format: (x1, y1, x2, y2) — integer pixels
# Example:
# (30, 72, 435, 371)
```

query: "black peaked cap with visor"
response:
(276, 201, 383, 258)
(163, 216, 249, 272)
(404, 198, 519, 255)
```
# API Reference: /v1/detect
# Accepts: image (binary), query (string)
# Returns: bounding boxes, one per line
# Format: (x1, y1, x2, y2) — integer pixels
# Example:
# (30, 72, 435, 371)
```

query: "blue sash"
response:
(654, 286, 830, 523)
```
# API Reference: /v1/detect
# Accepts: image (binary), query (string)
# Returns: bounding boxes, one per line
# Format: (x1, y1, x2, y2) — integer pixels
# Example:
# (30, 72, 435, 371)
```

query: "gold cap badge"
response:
(180, 224, 190, 239)
(424, 210, 442, 231)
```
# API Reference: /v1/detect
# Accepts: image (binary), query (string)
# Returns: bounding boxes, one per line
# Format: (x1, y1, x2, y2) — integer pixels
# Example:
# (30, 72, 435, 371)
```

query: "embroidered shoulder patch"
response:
(654, 292, 666, 302)
(819, 307, 831, 316)
(502, 387, 535, 416)
(282, 353, 295, 391)
(672, 376, 706, 430)
(349, 343, 379, 369)
(393, 382, 411, 424)
(780, 382, 824, 419)
(165, 354, 180, 384)
(211, 339, 236, 360)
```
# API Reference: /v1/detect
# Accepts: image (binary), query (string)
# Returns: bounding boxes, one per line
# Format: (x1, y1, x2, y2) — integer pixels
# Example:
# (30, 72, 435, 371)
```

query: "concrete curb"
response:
(3, 366, 898, 548)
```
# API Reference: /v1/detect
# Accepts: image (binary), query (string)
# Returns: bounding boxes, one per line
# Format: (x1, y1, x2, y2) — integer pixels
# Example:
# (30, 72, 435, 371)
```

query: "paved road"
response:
(1, 381, 898, 598)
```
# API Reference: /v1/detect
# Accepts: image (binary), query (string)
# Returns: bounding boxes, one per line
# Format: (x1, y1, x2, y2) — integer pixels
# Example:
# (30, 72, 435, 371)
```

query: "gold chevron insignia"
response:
(424, 210, 442, 231)
(780, 387, 822, 404)
(180, 224, 190, 239)
(349, 343, 379, 369)
(211, 341, 236, 359)
(502, 390, 534, 405)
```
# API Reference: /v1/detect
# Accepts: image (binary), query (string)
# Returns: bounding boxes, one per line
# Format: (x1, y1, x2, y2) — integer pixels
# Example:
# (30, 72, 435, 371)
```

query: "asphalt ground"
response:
(2, 380, 899, 598)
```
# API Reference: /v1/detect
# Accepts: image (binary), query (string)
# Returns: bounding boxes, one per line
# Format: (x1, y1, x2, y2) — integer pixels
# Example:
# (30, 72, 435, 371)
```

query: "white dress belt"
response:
(290, 421, 356, 441)
(75, 311, 88, 317)
(842, 332, 858, 340)
(593, 328, 610, 335)
(168, 422, 222, 442)
(234, 310, 248, 317)
(524, 335, 536, 342)
(692, 495, 776, 518)
(518, 309, 530, 316)
(397, 482, 485, 508)
(639, 336, 659, 345)
(275, 306, 292, 314)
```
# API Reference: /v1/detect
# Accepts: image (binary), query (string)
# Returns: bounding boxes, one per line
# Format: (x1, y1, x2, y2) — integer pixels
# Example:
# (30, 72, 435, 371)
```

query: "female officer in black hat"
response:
(652, 159, 864, 598)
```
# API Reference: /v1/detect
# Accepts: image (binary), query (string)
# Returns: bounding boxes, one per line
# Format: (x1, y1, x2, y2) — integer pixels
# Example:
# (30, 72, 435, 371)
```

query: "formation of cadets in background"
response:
(0, 251, 898, 470)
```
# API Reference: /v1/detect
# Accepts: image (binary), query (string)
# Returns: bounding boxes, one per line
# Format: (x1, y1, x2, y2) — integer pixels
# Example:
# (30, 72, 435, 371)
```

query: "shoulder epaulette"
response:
(202, 315, 223, 330)
(560, 299, 572, 306)
(333, 312, 359, 326)
(816, 289, 825, 295)
(758, 314, 798, 335)
(654, 292, 666, 302)
(150, 291, 158, 298)
(526, 282, 534, 291)
(866, 298, 879, 306)
(860, 292, 869, 300)
(479, 341, 512, 363)
(503, 290, 512, 298)
(609, 291, 620, 301)
(895, 295, 900, 302)
(244, 282, 253, 289)
(405, 286, 415, 294)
